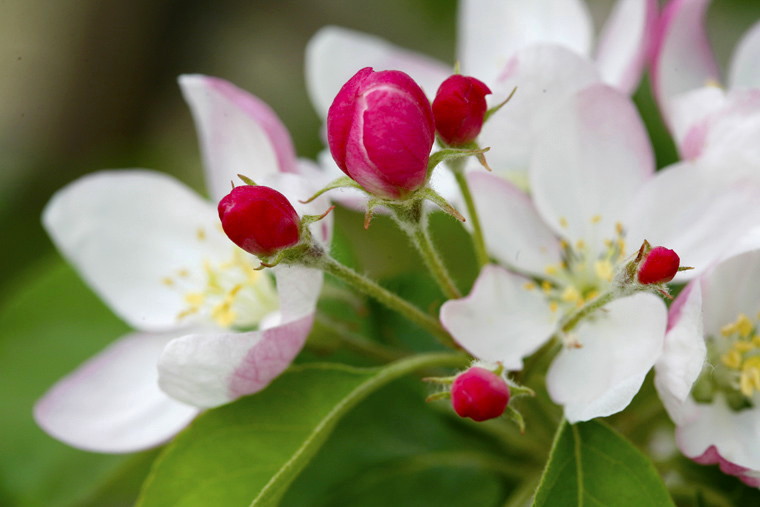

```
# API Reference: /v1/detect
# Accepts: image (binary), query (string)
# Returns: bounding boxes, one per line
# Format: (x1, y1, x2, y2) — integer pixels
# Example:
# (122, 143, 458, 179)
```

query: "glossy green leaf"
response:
(137, 353, 467, 507)
(533, 420, 674, 507)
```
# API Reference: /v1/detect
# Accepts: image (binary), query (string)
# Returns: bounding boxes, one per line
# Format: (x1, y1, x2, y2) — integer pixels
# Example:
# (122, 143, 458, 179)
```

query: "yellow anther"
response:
(590, 214, 602, 224)
(575, 239, 586, 251)
(594, 260, 614, 282)
(721, 322, 738, 337)
(584, 290, 599, 302)
(196, 228, 206, 241)
(739, 357, 760, 397)
(177, 268, 190, 278)
(541, 280, 553, 293)
(523, 282, 536, 291)
(545, 265, 559, 276)
(184, 292, 204, 308)
(615, 222, 624, 236)
(561, 286, 582, 305)
(162, 277, 175, 287)
(549, 301, 559, 313)
(753, 335, 760, 347)
(559, 239, 569, 250)
(721, 349, 743, 370)
(736, 314, 754, 338)
(212, 302, 236, 328)
(559, 217, 568, 228)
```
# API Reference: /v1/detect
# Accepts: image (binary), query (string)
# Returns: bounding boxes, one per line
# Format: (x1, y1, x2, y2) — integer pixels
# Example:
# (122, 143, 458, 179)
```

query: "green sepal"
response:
(427, 146, 491, 174)
(420, 187, 465, 222)
(236, 173, 258, 186)
(504, 405, 526, 434)
(300, 176, 363, 204)
(483, 86, 517, 123)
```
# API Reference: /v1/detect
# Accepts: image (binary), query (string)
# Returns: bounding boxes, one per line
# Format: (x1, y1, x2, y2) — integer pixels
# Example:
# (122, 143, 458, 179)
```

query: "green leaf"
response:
(533, 420, 674, 507)
(137, 353, 467, 507)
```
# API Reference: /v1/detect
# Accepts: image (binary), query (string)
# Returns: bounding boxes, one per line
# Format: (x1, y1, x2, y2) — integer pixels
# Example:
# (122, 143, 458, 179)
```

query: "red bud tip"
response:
(218, 185, 300, 257)
(327, 67, 435, 200)
(451, 367, 510, 422)
(432, 75, 492, 146)
(637, 246, 680, 285)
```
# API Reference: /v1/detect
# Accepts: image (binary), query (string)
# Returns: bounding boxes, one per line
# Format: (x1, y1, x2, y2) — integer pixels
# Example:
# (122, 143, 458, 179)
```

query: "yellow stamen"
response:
(594, 260, 614, 282)
(590, 214, 602, 224)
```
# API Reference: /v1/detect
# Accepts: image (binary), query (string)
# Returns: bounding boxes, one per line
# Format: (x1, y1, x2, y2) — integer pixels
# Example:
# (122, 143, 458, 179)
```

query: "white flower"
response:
(305, 0, 656, 189)
(655, 248, 760, 487)
(34, 75, 331, 453)
(438, 84, 760, 423)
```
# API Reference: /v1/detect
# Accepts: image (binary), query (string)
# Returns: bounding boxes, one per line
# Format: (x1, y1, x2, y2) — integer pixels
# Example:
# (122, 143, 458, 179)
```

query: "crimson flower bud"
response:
(327, 67, 435, 200)
(451, 366, 510, 422)
(432, 75, 491, 146)
(637, 246, 680, 285)
(218, 185, 300, 257)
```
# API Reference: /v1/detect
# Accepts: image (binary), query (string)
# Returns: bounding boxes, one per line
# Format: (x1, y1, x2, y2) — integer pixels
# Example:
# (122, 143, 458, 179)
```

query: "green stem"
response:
(317, 254, 457, 348)
(449, 159, 489, 268)
(559, 291, 616, 334)
(391, 200, 461, 299)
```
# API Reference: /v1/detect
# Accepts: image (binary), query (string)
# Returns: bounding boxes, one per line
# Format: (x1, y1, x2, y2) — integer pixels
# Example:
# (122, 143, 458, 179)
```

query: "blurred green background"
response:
(1, 0, 759, 505)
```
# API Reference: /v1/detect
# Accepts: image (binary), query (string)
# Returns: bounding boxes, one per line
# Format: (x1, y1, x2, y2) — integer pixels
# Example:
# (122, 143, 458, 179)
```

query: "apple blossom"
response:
(306, 0, 657, 189)
(432, 75, 491, 147)
(439, 83, 760, 423)
(655, 249, 760, 487)
(450, 366, 510, 422)
(34, 75, 331, 453)
(326, 67, 435, 200)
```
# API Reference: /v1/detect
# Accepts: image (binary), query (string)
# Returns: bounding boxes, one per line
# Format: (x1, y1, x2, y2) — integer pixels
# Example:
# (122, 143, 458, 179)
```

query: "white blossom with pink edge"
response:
(655, 249, 760, 488)
(440, 83, 760, 423)
(305, 0, 656, 192)
(35, 75, 331, 453)
(652, 0, 760, 163)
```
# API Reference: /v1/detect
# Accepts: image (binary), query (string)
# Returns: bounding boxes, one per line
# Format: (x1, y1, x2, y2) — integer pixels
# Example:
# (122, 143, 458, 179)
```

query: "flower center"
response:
(162, 228, 279, 329)
(694, 312, 760, 410)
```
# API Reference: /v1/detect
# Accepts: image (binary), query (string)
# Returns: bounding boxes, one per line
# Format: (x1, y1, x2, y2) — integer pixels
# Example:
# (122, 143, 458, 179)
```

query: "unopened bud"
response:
(432, 75, 491, 146)
(327, 67, 435, 200)
(637, 246, 680, 285)
(218, 185, 300, 257)
(451, 366, 510, 422)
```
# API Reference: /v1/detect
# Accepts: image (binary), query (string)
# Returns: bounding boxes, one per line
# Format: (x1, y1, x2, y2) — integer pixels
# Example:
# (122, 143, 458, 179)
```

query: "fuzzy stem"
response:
(317, 253, 457, 348)
(448, 158, 489, 268)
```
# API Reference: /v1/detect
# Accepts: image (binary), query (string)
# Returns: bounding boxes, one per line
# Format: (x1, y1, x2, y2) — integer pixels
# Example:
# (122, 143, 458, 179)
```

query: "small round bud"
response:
(432, 75, 491, 146)
(451, 366, 510, 422)
(327, 67, 435, 200)
(637, 246, 680, 285)
(218, 185, 300, 257)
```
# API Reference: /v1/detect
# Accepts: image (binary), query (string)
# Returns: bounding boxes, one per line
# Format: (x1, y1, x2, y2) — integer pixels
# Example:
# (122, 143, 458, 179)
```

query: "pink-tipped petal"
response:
(595, 0, 658, 94)
(530, 84, 654, 245)
(478, 45, 600, 183)
(440, 265, 558, 371)
(157, 264, 322, 407)
(305, 26, 449, 118)
(467, 171, 562, 276)
(42, 170, 231, 331)
(34, 331, 199, 453)
(728, 20, 760, 90)
(179, 74, 297, 202)
(670, 86, 727, 157)
(457, 0, 593, 86)
(677, 396, 760, 480)
(652, 0, 721, 127)
(654, 282, 705, 424)
(547, 293, 667, 423)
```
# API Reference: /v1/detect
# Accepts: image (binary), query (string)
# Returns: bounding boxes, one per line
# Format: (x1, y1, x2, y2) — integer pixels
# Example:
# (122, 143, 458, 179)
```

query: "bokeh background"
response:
(1, 0, 759, 505)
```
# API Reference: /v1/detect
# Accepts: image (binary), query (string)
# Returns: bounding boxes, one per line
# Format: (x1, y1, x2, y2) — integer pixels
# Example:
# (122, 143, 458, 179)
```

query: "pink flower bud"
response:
(218, 185, 300, 257)
(451, 366, 510, 422)
(432, 75, 492, 146)
(327, 67, 435, 200)
(637, 246, 680, 285)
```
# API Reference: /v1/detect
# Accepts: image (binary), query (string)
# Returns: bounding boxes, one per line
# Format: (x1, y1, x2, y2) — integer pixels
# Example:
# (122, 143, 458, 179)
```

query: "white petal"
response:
(654, 282, 705, 424)
(677, 395, 760, 473)
(651, 0, 721, 127)
(440, 265, 558, 370)
(179, 74, 293, 202)
(457, 0, 593, 86)
(34, 331, 199, 453)
(728, 20, 760, 90)
(530, 84, 653, 245)
(467, 171, 562, 275)
(670, 86, 727, 157)
(478, 45, 600, 183)
(43, 170, 230, 331)
(157, 264, 321, 407)
(701, 249, 760, 337)
(305, 26, 450, 118)
(158, 315, 314, 408)
(547, 293, 667, 422)
(626, 161, 760, 280)
(595, 0, 658, 94)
